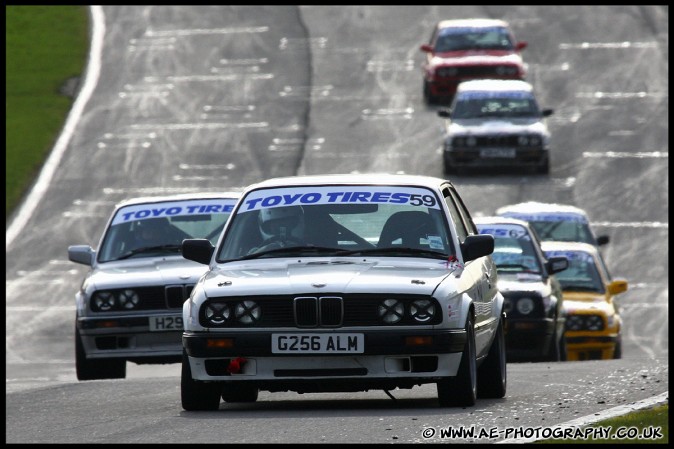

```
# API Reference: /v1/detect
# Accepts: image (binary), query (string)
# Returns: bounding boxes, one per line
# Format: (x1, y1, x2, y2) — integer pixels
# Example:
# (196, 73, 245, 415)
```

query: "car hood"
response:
(201, 258, 456, 297)
(448, 119, 548, 136)
(562, 292, 614, 315)
(88, 257, 209, 289)
(431, 50, 523, 66)
(497, 273, 548, 296)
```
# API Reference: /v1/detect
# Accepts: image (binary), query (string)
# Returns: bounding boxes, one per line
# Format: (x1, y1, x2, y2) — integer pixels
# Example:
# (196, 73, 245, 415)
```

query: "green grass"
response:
(5, 5, 89, 219)
(536, 403, 668, 444)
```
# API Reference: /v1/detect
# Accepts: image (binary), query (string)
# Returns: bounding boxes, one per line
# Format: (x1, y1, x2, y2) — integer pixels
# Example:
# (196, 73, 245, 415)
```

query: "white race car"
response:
(180, 173, 506, 410)
(438, 79, 553, 175)
(68, 192, 240, 381)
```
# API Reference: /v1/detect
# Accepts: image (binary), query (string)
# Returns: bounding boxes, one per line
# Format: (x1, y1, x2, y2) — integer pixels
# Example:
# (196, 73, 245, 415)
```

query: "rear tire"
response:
(477, 316, 507, 398)
(437, 314, 477, 407)
(75, 327, 126, 381)
(181, 350, 222, 411)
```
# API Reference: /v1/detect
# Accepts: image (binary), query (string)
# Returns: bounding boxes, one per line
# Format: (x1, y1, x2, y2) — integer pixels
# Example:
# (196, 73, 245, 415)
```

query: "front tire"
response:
(477, 315, 507, 399)
(613, 335, 622, 359)
(437, 314, 477, 407)
(75, 327, 126, 381)
(181, 350, 222, 411)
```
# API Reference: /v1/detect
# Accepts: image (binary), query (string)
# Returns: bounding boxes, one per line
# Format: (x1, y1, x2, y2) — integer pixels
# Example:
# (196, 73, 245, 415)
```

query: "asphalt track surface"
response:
(5, 5, 668, 444)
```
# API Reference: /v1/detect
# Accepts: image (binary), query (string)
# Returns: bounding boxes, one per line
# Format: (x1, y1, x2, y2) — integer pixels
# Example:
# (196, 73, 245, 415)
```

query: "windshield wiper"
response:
(496, 264, 540, 274)
(336, 247, 450, 259)
(235, 245, 343, 261)
(114, 244, 182, 260)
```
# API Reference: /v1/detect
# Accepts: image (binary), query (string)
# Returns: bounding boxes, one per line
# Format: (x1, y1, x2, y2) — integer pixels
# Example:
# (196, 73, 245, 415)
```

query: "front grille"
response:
(200, 294, 442, 328)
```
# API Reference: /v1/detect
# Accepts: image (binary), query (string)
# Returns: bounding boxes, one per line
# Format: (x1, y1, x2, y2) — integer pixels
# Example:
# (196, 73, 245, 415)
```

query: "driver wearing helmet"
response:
(130, 218, 170, 249)
(250, 206, 306, 253)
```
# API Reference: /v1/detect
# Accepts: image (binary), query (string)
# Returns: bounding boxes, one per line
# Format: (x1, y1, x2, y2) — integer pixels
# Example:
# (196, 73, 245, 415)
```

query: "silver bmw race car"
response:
(180, 174, 506, 410)
(68, 192, 239, 380)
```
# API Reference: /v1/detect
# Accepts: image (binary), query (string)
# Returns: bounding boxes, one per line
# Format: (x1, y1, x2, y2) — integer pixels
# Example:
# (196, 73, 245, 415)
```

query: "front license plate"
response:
(149, 315, 183, 331)
(480, 147, 516, 158)
(272, 333, 364, 354)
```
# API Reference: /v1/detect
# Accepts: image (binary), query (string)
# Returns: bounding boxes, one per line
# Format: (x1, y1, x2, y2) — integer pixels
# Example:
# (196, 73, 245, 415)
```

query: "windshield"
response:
(499, 211, 597, 245)
(544, 250, 605, 293)
(477, 224, 542, 274)
(452, 91, 540, 119)
(435, 26, 514, 52)
(217, 185, 455, 261)
(98, 198, 235, 262)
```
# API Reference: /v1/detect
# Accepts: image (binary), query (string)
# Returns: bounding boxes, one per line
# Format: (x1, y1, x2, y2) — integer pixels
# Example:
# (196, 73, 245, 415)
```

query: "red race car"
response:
(420, 18, 528, 104)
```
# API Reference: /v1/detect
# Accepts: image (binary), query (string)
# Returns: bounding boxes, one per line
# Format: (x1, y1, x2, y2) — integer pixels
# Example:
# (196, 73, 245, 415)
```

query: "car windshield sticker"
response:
(544, 250, 593, 263)
(428, 235, 444, 250)
(112, 198, 237, 225)
(477, 224, 530, 240)
(500, 212, 588, 223)
(439, 26, 505, 36)
(457, 91, 532, 101)
(240, 186, 441, 212)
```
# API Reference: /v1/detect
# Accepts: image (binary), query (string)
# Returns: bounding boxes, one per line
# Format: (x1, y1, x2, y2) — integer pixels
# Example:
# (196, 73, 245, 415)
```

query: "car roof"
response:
(495, 201, 590, 218)
(540, 240, 600, 256)
(115, 191, 241, 208)
(437, 19, 510, 29)
(245, 173, 453, 190)
(457, 79, 534, 93)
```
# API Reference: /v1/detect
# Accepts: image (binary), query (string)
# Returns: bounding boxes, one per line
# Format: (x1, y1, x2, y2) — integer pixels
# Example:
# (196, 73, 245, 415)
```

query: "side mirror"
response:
(461, 234, 494, 262)
(607, 279, 628, 296)
(542, 109, 554, 117)
(420, 44, 433, 53)
(546, 256, 569, 274)
(596, 235, 610, 246)
(182, 238, 214, 265)
(516, 41, 528, 51)
(437, 109, 452, 119)
(68, 245, 95, 266)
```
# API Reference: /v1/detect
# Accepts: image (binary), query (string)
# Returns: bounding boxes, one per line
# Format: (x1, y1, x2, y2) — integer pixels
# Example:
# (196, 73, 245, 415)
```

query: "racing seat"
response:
(378, 211, 436, 249)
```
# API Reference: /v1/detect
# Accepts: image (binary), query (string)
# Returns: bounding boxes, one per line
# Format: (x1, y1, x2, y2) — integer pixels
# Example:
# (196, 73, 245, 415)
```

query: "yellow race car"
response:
(541, 241, 628, 360)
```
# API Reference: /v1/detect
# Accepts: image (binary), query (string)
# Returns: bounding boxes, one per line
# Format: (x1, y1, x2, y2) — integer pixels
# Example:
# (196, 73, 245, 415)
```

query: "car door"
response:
(443, 186, 498, 358)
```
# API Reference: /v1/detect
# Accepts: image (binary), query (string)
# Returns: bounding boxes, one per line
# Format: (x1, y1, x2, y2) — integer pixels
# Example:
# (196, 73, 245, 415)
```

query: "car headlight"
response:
(466, 136, 477, 146)
(93, 291, 115, 311)
(516, 297, 535, 315)
(503, 298, 513, 315)
(452, 136, 464, 147)
(205, 302, 231, 325)
(566, 315, 583, 331)
(518, 135, 529, 146)
(437, 67, 457, 77)
(410, 299, 436, 322)
(378, 299, 404, 324)
(529, 135, 541, 146)
(235, 301, 261, 324)
(118, 289, 140, 309)
(586, 315, 604, 331)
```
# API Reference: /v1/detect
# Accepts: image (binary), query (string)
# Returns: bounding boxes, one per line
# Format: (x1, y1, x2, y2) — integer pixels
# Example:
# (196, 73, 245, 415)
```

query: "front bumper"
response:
(444, 147, 548, 170)
(77, 314, 183, 363)
(504, 318, 556, 359)
(565, 333, 619, 361)
(183, 329, 467, 383)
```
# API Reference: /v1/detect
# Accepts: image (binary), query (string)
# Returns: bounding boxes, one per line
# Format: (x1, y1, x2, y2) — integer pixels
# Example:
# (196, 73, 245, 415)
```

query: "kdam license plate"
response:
(149, 316, 183, 331)
(272, 333, 364, 354)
